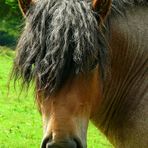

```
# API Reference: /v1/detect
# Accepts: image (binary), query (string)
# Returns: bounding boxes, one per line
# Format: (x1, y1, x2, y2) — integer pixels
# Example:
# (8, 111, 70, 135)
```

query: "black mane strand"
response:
(12, 0, 108, 94)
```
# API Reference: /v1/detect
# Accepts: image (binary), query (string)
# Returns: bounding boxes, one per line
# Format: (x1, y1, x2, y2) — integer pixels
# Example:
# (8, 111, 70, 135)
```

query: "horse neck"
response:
(105, 5, 148, 96)
(94, 5, 148, 145)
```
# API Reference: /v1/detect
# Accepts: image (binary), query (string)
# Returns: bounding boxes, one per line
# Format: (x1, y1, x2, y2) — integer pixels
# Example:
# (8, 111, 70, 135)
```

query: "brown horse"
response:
(12, 0, 148, 148)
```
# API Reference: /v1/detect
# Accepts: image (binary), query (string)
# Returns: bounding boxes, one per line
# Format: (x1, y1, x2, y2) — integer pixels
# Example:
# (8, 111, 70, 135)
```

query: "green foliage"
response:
(0, 0, 19, 10)
(0, 0, 20, 17)
(5, 0, 19, 11)
(0, 0, 22, 46)
(0, 47, 113, 148)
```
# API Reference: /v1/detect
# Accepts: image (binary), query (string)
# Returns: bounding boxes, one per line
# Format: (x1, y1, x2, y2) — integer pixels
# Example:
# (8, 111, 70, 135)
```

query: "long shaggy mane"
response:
(112, 0, 148, 15)
(12, 0, 108, 93)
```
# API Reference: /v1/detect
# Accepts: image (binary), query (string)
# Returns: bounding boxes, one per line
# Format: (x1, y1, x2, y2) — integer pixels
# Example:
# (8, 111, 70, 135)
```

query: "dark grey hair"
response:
(12, 0, 108, 94)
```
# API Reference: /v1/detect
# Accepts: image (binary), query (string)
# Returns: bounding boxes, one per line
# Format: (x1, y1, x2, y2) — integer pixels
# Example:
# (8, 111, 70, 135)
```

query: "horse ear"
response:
(92, 0, 112, 19)
(18, 0, 34, 16)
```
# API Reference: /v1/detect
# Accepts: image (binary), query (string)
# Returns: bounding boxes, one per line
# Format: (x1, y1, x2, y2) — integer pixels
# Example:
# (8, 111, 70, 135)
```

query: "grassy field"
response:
(0, 46, 113, 148)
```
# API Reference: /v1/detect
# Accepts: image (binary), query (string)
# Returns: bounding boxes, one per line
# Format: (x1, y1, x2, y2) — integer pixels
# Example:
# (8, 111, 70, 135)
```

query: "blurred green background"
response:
(0, 0, 22, 48)
(0, 0, 113, 147)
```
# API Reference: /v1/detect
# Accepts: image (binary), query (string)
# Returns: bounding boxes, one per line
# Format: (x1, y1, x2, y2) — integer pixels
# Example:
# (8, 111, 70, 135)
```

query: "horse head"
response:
(15, 0, 111, 147)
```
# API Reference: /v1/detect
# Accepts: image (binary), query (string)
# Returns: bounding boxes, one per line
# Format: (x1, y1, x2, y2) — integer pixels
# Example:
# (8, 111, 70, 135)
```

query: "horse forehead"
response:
(37, 66, 101, 99)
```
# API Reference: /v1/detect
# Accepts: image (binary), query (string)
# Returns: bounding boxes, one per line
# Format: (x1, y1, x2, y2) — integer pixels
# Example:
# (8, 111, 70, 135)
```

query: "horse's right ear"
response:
(18, 0, 35, 16)
(92, 0, 112, 20)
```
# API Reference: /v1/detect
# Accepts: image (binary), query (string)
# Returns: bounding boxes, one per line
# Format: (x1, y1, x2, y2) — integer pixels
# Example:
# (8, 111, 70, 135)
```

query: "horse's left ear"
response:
(18, 0, 35, 16)
(92, 0, 112, 19)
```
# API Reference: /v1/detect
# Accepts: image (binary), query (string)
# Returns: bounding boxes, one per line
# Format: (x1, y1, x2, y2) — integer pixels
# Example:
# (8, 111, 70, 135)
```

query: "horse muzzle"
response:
(41, 136, 83, 148)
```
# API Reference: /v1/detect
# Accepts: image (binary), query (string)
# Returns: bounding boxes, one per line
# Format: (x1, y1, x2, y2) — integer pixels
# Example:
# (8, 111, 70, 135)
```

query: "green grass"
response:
(0, 46, 113, 148)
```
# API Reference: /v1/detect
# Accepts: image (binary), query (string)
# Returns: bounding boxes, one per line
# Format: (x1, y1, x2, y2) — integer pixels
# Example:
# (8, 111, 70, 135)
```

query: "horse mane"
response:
(12, 0, 108, 94)
(113, 0, 147, 6)
(11, 0, 147, 95)
(112, 0, 148, 15)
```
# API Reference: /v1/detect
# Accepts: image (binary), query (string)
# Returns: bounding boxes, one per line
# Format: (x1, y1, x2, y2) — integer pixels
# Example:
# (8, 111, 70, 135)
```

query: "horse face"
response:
(17, 0, 111, 147)
(37, 67, 103, 148)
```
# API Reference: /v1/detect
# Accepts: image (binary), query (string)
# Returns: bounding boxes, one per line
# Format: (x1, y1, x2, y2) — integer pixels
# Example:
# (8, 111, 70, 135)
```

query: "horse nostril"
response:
(41, 137, 83, 148)
(41, 136, 51, 148)
(73, 138, 84, 148)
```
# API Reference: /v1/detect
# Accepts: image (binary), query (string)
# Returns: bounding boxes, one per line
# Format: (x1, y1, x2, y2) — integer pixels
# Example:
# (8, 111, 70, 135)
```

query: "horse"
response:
(12, 0, 148, 147)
